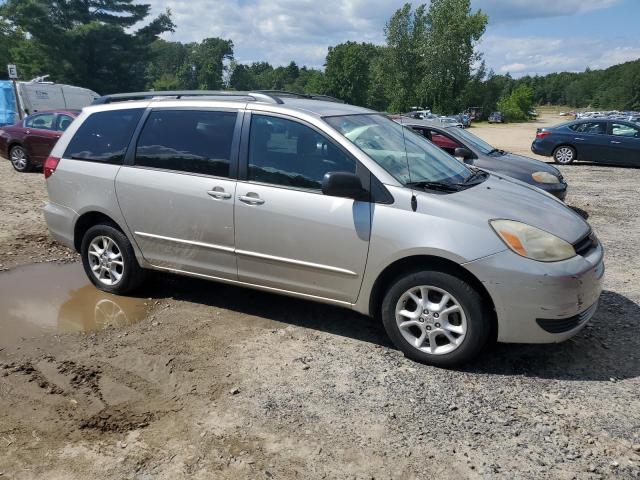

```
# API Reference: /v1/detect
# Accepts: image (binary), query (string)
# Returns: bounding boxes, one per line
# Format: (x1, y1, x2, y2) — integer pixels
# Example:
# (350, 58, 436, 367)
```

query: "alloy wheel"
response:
(395, 285, 467, 355)
(87, 236, 125, 286)
(10, 146, 28, 171)
(555, 147, 574, 164)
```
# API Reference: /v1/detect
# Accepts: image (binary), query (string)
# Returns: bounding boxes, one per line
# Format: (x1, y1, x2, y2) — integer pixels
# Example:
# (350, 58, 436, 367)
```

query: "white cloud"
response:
(481, 35, 640, 76)
(143, 0, 636, 74)
(473, 0, 623, 23)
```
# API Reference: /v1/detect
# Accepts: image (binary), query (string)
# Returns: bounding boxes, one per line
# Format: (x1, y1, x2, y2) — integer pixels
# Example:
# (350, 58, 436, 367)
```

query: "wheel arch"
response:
(73, 211, 127, 252)
(367, 255, 498, 338)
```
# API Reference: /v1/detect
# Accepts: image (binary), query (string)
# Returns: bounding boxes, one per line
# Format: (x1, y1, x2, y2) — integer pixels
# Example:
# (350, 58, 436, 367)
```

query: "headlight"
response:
(490, 219, 576, 262)
(532, 171, 560, 184)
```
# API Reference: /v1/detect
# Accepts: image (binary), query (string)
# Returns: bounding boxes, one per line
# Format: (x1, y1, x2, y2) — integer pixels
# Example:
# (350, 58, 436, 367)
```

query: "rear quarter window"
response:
(64, 108, 144, 164)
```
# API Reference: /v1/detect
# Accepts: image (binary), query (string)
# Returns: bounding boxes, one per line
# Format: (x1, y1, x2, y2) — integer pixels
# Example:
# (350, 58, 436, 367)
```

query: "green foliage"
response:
(421, 0, 487, 113)
(1, 0, 174, 93)
(497, 85, 534, 122)
(324, 42, 382, 107)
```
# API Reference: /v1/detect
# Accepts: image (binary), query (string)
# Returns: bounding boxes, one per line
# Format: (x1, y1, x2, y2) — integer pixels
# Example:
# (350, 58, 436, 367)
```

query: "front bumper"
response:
(463, 242, 604, 343)
(538, 181, 568, 201)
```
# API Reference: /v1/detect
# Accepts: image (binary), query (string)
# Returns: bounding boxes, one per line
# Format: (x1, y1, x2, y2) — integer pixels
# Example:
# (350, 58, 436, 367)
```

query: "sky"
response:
(145, 0, 640, 77)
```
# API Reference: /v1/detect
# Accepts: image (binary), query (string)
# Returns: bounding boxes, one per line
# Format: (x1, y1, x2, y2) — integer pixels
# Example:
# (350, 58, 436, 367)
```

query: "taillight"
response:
(44, 156, 60, 179)
(536, 130, 551, 139)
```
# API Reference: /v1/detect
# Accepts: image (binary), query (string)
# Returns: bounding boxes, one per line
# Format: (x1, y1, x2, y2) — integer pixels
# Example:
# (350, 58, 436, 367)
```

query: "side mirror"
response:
(322, 172, 368, 201)
(454, 147, 473, 163)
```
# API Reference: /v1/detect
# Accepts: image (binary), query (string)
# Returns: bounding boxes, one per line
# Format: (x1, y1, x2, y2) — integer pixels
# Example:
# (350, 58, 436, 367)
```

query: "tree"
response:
(421, 0, 487, 113)
(324, 42, 382, 107)
(381, 3, 428, 112)
(145, 40, 189, 90)
(1, 0, 174, 93)
(177, 38, 234, 90)
(497, 85, 534, 122)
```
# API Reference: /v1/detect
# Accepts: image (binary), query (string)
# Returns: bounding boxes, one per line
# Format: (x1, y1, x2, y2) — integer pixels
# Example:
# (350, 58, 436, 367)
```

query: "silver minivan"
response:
(43, 91, 604, 366)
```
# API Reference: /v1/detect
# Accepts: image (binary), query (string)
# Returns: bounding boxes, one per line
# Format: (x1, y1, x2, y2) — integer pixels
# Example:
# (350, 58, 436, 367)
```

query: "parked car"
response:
(531, 119, 640, 166)
(397, 118, 568, 200)
(44, 90, 603, 367)
(453, 113, 471, 128)
(0, 109, 79, 172)
(488, 112, 504, 124)
(435, 116, 464, 128)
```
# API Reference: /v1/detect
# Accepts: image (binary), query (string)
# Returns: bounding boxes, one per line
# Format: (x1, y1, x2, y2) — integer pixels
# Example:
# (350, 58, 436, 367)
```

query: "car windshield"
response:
(453, 127, 496, 154)
(324, 114, 472, 185)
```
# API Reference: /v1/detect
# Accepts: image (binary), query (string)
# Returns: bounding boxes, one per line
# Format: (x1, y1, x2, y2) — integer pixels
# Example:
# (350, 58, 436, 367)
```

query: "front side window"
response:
(325, 114, 471, 185)
(611, 123, 639, 138)
(248, 115, 356, 190)
(64, 108, 144, 164)
(570, 122, 606, 135)
(25, 113, 55, 130)
(135, 110, 237, 177)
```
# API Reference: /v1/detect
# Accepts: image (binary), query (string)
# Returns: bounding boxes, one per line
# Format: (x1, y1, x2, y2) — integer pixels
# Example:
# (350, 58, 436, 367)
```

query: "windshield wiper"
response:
(405, 180, 462, 192)
(461, 169, 487, 184)
(488, 148, 506, 156)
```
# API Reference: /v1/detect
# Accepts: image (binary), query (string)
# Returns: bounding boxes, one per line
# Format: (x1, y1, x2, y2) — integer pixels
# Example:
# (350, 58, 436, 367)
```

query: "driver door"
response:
(234, 113, 371, 303)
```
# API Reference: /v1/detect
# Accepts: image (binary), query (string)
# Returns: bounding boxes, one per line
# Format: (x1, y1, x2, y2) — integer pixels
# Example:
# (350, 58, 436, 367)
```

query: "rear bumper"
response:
(531, 140, 553, 156)
(43, 202, 77, 250)
(463, 243, 604, 343)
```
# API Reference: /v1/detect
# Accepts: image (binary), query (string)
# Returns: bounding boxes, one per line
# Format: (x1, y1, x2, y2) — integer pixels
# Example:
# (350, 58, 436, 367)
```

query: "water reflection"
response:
(0, 263, 149, 350)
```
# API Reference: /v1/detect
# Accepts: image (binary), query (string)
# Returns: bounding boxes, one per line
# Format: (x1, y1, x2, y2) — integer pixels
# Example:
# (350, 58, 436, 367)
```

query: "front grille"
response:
(573, 231, 597, 257)
(536, 301, 599, 334)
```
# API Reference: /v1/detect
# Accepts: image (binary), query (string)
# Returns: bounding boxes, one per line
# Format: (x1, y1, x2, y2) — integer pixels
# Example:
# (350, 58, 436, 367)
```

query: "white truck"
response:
(0, 76, 99, 126)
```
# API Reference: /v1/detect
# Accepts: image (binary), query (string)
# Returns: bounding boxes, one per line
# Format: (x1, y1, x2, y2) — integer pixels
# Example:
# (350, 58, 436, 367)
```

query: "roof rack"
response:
(91, 90, 285, 105)
(91, 90, 344, 106)
(253, 90, 344, 103)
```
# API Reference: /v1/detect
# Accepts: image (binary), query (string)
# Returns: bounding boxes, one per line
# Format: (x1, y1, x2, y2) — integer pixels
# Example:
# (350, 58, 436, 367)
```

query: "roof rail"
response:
(92, 90, 285, 105)
(253, 90, 344, 103)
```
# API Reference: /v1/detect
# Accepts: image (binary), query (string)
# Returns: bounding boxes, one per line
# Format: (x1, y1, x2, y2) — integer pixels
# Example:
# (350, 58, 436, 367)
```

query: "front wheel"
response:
(9, 145, 31, 172)
(381, 270, 491, 367)
(553, 146, 576, 165)
(81, 223, 145, 295)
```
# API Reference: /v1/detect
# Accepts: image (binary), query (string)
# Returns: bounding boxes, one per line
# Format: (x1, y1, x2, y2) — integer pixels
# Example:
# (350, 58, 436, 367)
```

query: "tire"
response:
(381, 270, 491, 367)
(80, 223, 146, 295)
(553, 145, 576, 165)
(9, 145, 31, 172)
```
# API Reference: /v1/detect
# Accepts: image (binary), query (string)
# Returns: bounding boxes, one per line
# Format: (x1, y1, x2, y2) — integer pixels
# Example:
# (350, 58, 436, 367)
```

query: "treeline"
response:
(1, 0, 638, 117)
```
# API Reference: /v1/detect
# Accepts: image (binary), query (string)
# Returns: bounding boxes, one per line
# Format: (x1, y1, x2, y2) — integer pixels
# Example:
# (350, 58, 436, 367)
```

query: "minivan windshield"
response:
(324, 114, 472, 186)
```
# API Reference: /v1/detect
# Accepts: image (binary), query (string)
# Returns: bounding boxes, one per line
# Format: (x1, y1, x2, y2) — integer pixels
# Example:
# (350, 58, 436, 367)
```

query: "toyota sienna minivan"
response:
(43, 91, 604, 366)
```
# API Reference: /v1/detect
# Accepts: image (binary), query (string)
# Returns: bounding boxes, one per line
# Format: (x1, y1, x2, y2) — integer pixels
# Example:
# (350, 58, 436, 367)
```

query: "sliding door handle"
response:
(207, 189, 232, 199)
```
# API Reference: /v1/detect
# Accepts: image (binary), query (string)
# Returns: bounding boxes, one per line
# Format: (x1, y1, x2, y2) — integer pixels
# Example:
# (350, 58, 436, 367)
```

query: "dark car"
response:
(0, 109, 79, 172)
(531, 119, 640, 166)
(397, 118, 568, 200)
(488, 112, 504, 124)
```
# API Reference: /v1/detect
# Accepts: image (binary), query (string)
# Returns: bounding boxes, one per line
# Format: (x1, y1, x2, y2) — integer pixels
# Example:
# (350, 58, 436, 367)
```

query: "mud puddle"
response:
(0, 263, 150, 351)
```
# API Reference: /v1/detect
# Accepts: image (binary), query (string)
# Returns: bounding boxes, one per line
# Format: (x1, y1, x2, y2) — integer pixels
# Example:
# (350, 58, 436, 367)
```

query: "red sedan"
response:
(0, 110, 79, 172)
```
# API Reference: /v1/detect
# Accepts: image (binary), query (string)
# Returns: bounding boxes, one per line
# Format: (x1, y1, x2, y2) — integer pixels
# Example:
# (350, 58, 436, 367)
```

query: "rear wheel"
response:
(9, 145, 31, 172)
(81, 223, 145, 295)
(553, 145, 576, 165)
(381, 270, 491, 367)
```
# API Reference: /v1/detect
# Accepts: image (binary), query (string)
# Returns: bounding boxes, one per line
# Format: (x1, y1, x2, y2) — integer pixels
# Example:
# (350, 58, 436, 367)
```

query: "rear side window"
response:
(248, 114, 356, 190)
(569, 122, 606, 135)
(135, 110, 237, 178)
(64, 108, 143, 164)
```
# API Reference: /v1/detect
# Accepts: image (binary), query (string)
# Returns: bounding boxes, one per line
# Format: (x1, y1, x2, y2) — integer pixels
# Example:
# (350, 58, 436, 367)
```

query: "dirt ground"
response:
(0, 110, 639, 479)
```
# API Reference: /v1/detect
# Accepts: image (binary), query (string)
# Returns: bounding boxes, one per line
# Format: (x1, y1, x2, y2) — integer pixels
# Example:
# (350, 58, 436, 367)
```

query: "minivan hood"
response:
(421, 174, 589, 243)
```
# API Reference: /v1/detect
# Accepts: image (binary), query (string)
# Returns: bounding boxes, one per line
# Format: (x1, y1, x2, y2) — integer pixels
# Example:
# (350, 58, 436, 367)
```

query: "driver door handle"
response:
(610, 140, 622, 144)
(238, 193, 265, 205)
(574, 137, 585, 141)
